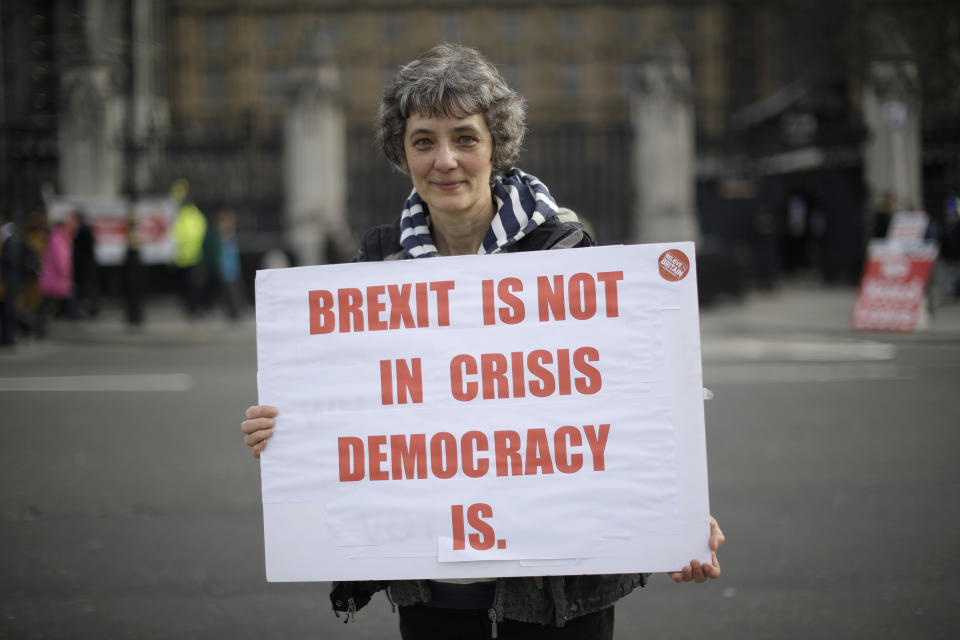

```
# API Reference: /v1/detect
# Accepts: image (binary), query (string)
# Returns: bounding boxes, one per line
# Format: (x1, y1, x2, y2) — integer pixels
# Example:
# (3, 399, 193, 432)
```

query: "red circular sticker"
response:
(658, 249, 690, 282)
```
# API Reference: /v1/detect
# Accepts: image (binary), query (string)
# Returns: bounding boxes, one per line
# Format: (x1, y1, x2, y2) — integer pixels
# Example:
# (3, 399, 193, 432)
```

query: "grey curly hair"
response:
(375, 43, 527, 178)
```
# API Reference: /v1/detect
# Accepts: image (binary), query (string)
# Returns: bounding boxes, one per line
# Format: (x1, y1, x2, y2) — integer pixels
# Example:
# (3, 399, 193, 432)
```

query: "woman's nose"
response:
(434, 143, 457, 170)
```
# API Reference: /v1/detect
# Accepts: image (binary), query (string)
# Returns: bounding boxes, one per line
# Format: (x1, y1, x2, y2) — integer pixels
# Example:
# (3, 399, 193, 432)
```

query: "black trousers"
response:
(398, 604, 614, 640)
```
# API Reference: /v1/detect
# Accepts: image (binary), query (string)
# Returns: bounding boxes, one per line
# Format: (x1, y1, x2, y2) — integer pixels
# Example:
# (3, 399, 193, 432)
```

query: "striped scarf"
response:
(398, 168, 559, 258)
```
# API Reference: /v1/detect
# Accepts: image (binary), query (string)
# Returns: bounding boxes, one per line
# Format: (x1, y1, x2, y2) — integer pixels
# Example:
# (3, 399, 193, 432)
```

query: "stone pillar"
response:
(862, 25, 922, 218)
(283, 55, 349, 267)
(129, 0, 169, 196)
(58, 0, 132, 198)
(629, 39, 699, 244)
(58, 65, 124, 196)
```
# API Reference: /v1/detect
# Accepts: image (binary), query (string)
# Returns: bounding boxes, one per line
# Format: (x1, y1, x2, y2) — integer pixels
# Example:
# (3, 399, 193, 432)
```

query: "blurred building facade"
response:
(2, 0, 958, 289)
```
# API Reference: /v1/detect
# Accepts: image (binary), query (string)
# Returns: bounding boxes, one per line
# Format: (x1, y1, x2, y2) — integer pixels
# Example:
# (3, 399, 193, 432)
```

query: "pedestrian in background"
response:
(18, 213, 47, 320)
(241, 43, 724, 640)
(122, 211, 146, 328)
(872, 191, 897, 239)
(200, 205, 221, 316)
(214, 208, 243, 321)
(35, 218, 75, 338)
(200, 207, 245, 320)
(170, 179, 207, 319)
(0, 213, 23, 346)
(933, 193, 960, 305)
(72, 210, 100, 317)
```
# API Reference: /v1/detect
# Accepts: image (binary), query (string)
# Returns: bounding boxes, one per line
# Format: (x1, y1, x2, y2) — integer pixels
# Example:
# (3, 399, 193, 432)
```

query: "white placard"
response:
(255, 242, 712, 581)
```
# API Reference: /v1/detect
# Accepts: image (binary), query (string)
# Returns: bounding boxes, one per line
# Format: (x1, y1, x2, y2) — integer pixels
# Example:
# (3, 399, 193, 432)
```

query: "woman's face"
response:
(403, 112, 495, 222)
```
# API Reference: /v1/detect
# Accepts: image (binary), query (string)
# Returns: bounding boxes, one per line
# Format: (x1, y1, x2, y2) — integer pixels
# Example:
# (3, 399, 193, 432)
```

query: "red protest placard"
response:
(851, 239, 938, 333)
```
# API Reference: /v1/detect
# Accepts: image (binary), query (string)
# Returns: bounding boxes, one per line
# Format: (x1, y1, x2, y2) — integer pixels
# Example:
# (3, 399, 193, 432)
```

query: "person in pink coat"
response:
(36, 220, 75, 336)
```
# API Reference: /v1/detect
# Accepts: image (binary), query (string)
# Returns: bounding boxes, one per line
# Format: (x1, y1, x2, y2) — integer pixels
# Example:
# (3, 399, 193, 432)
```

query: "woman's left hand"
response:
(669, 516, 725, 583)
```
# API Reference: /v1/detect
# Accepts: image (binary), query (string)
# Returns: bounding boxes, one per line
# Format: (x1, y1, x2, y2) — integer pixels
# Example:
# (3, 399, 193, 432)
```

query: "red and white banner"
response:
(851, 239, 938, 332)
(47, 196, 175, 265)
(255, 243, 712, 582)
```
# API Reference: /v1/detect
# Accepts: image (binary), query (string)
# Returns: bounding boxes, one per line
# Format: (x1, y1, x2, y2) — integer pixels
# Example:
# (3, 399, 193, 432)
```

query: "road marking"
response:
(701, 337, 895, 362)
(703, 362, 912, 385)
(0, 373, 192, 392)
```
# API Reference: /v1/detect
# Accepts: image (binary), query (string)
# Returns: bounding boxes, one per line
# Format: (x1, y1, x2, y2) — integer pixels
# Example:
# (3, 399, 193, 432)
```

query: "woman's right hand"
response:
(241, 405, 278, 459)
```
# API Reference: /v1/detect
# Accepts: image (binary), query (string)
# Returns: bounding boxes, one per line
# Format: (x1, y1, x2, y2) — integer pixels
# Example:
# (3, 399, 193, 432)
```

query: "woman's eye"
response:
(412, 138, 432, 149)
(458, 136, 477, 145)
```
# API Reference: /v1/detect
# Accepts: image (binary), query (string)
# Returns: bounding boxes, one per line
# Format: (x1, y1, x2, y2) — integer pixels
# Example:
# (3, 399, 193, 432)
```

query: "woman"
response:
(36, 219, 75, 337)
(242, 43, 723, 639)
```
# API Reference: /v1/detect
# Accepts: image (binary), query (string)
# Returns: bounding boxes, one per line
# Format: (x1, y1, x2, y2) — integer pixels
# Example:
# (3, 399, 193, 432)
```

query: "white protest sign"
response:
(255, 242, 712, 581)
(887, 211, 929, 244)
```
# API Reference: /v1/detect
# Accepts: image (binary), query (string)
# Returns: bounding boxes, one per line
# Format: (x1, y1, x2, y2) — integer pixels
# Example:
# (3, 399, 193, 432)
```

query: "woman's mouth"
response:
(433, 181, 463, 191)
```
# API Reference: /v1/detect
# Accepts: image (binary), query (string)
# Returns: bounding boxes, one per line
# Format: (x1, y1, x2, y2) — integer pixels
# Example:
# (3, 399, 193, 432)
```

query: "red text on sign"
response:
(536, 271, 624, 322)
(481, 272, 624, 326)
(450, 503, 498, 551)
(379, 358, 423, 405)
(308, 280, 455, 334)
(481, 278, 525, 325)
(449, 347, 601, 401)
(337, 424, 610, 482)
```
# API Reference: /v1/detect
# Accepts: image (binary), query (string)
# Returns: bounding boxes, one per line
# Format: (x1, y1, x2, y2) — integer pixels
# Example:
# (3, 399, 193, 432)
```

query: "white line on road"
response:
(0, 374, 193, 392)
(703, 362, 912, 385)
(701, 338, 895, 362)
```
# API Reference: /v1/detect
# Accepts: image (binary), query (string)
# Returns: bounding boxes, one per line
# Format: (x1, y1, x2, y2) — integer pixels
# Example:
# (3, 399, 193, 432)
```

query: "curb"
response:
(8, 287, 960, 349)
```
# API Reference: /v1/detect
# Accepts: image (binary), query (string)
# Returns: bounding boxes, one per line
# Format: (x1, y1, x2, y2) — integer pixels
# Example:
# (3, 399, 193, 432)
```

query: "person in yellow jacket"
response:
(170, 179, 207, 317)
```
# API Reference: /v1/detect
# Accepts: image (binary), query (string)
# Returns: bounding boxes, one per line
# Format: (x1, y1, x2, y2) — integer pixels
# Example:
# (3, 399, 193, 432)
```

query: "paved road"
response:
(1, 288, 958, 638)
